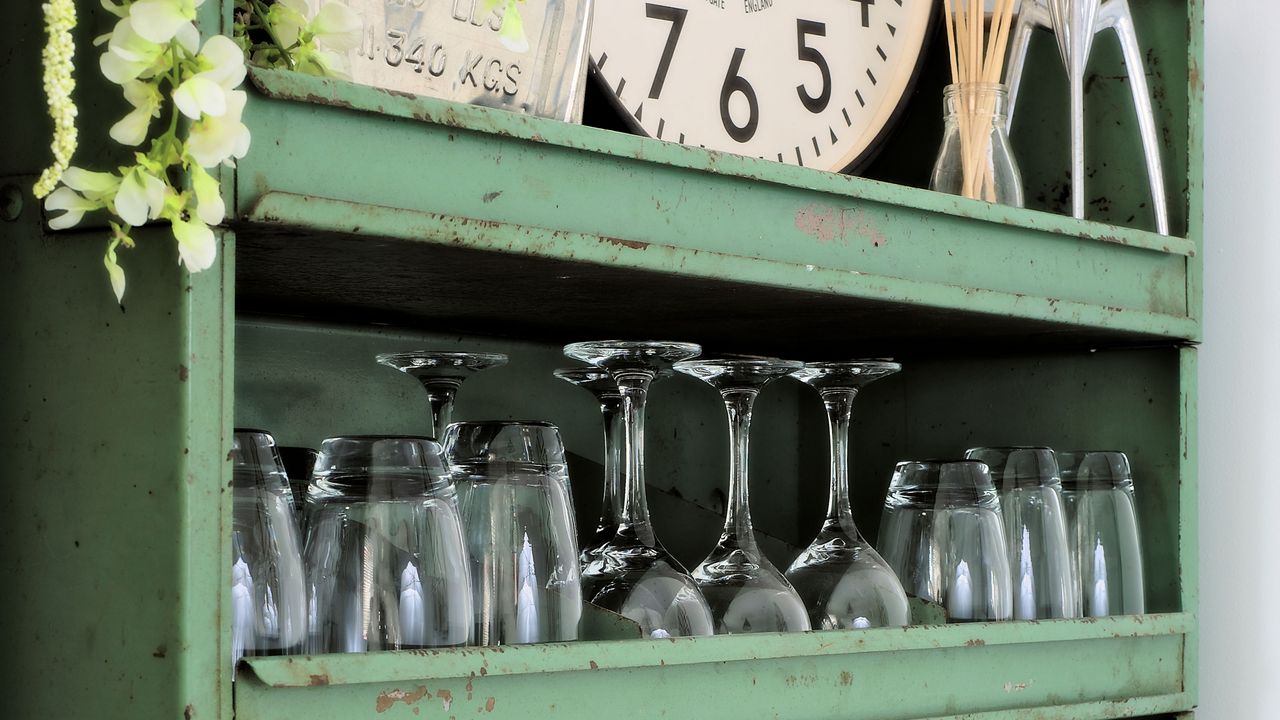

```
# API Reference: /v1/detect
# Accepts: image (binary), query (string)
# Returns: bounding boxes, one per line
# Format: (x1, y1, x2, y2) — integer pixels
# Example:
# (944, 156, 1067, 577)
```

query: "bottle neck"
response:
(943, 82, 1009, 123)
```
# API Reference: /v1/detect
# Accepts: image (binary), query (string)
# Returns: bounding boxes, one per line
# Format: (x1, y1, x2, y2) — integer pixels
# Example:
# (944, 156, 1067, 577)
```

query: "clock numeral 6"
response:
(720, 48, 760, 143)
(796, 20, 832, 114)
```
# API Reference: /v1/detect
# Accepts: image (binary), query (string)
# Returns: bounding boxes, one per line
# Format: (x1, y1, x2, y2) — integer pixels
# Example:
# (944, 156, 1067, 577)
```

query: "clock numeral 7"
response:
(645, 4, 687, 100)
(796, 20, 832, 114)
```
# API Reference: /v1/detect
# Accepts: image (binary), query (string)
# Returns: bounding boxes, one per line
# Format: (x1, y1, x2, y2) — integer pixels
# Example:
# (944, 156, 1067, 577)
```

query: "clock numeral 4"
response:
(720, 48, 760, 143)
(796, 20, 832, 114)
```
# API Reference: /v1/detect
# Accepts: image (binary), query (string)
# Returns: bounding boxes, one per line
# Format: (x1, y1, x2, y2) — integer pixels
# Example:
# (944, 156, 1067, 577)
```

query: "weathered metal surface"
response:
(235, 615, 1189, 719)
(237, 68, 1197, 335)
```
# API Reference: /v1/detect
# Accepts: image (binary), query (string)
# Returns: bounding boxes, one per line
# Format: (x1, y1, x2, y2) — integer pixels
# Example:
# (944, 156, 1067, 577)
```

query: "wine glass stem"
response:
(616, 371, 656, 544)
(823, 390, 856, 526)
(599, 398, 623, 526)
(722, 389, 758, 544)
(426, 388, 457, 439)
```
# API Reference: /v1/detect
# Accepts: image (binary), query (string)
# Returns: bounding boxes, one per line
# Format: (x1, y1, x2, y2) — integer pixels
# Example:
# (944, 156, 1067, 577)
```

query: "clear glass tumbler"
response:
(965, 446, 1077, 620)
(878, 460, 1013, 622)
(444, 421, 582, 645)
(1058, 451, 1146, 616)
(230, 430, 307, 667)
(302, 436, 473, 652)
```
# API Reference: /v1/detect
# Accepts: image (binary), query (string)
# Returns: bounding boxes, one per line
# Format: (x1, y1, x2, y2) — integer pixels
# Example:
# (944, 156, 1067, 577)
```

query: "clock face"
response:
(590, 1, 934, 172)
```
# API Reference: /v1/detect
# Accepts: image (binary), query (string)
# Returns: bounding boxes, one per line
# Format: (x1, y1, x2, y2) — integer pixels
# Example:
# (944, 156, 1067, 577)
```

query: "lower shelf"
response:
(235, 614, 1192, 720)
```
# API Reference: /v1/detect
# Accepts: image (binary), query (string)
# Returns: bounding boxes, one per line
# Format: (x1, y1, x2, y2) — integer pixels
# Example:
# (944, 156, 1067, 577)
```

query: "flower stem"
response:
(253, 0, 295, 71)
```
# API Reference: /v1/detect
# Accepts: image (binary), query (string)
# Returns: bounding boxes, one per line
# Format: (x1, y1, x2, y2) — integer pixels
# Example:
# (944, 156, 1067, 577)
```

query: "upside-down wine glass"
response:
(562, 341, 715, 638)
(674, 358, 811, 634)
(553, 367, 623, 565)
(375, 351, 509, 438)
(784, 361, 909, 629)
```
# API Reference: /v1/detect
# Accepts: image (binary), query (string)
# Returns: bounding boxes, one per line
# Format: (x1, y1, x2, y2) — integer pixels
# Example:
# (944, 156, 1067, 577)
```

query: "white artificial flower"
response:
(311, 2, 361, 51)
(172, 215, 217, 271)
(186, 89, 251, 167)
(172, 35, 246, 119)
(189, 163, 225, 225)
(45, 186, 99, 229)
(114, 165, 167, 226)
(34, 0, 78, 199)
(128, 0, 205, 45)
(268, 0, 310, 48)
(497, 0, 529, 54)
(100, 16, 168, 83)
(109, 80, 162, 145)
(63, 166, 121, 195)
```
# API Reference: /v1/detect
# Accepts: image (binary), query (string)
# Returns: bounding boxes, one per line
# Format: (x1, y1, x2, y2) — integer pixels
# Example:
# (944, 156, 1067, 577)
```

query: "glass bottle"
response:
(930, 82, 1024, 207)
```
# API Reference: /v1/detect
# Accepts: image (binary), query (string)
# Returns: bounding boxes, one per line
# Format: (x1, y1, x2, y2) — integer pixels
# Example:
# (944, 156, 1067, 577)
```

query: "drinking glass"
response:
(444, 421, 582, 645)
(563, 341, 714, 638)
(375, 351, 509, 438)
(230, 430, 307, 666)
(277, 446, 318, 511)
(674, 358, 811, 634)
(302, 436, 472, 652)
(554, 367, 623, 565)
(965, 447, 1077, 620)
(785, 362, 909, 630)
(1058, 451, 1145, 616)
(878, 460, 1013, 622)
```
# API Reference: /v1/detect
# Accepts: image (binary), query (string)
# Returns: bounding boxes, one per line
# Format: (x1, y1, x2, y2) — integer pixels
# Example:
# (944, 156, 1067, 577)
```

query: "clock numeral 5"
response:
(796, 20, 832, 114)
(720, 48, 760, 143)
(645, 4, 687, 100)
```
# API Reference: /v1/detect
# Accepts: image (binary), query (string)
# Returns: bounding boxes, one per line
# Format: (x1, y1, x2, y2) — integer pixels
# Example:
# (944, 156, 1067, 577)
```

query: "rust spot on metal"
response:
(438, 688, 454, 711)
(1188, 58, 1202, 95)
(602, 236, 649, 250)
(479, 665, 488, 676)
(589, 660, 599, 670)
(376, 686, 430, 714)
(152, 645, 167, 658)
(965, 638, 986, 647)
(794, 204, 887, 247)
(309, 674, 330, 686)
(839, 671, 853, 686)
(179, 364, 189, 382)
(485, 697, 496, 713)
(184, 704, 195, 720)
(482, 191, 502, 203)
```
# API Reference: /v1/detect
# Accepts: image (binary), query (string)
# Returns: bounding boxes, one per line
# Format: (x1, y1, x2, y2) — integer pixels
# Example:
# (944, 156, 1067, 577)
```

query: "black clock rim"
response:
(587, 3, 940, 177)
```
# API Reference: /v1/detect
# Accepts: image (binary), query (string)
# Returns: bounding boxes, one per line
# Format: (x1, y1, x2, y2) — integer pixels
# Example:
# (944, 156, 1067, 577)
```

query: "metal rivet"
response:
(1, 184, 22, 222)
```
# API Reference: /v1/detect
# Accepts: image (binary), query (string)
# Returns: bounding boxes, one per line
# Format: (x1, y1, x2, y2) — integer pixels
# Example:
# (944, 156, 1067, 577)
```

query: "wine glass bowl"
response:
(784, 361, 909, 630)
(375, 351, 509, 438)
(563, 340, 714, 639)
(674, 358, 811, 635)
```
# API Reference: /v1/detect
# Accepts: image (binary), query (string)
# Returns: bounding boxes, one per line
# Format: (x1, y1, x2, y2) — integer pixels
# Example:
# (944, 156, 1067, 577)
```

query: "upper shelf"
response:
(232, 68, 1199, 355)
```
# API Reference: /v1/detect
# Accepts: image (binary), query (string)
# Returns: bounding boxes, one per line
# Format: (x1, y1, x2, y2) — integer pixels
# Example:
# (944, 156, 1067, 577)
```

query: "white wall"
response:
(1200, 1, 1280, 716)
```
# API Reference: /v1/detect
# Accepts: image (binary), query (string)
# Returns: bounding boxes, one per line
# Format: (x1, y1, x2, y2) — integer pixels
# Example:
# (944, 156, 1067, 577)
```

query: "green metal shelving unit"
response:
(1, 1, 1201, 718)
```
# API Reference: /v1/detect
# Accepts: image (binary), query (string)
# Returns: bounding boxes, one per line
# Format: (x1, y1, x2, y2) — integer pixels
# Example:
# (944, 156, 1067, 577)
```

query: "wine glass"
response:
(878, 460, 1013, 622)
(276, 445, 318, 512)
(553, 367, 623, 565)
(375, 351, 509, 438)
(673, 358, 811, 634)
(1058, 451, 1145, 616)
(302, 436, 473, 652)
(230, 430, 307, 667)
(562, 341, 714, 638)
(443, 421, 582, 645)
(784, 361, 909, 630)
(965, 446, 1077, 620)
